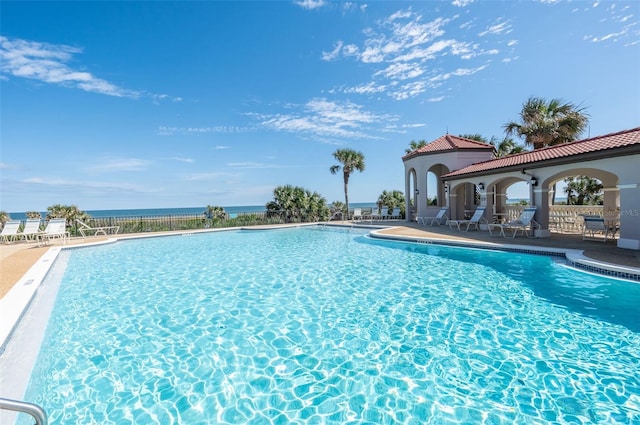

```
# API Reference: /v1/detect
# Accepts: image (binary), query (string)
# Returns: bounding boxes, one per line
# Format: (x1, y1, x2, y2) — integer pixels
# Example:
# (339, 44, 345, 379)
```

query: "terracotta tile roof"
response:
(443, 127, 640, 178)
(403, 134, 494, 159)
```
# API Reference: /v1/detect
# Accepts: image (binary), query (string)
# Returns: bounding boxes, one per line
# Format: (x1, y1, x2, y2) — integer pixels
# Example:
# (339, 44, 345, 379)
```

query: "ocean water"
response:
(8, 203, 379, 221)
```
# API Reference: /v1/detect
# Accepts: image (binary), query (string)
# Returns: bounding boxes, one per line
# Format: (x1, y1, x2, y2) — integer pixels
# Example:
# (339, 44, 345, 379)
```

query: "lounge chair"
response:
(351, 208, 363, 221)
(38, 218, 69, 245)
(366, 207, 382, 222)
(488, 207, 540, 238)
(386, 207, 401, 220)
(76, 219, 120, 237)
(448, 207, 487, 231)
(0, 221, 21, 243)
(19, 219, 42, 241)
(581, 215, 613, 242)
(418, 207, 449, 226)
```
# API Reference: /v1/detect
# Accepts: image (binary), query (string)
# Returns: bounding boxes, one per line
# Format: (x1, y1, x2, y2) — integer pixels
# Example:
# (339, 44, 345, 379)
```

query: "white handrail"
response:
(0, 398, 47, 425)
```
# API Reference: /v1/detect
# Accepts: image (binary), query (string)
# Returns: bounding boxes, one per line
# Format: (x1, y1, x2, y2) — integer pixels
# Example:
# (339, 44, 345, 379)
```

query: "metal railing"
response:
(0, 398, 47, 425)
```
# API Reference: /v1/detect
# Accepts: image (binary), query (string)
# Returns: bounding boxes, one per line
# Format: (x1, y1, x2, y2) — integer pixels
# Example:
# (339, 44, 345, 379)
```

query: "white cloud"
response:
(158, 125, 255, 136)
(166, 157, 195, 163)
(185, 172, 237, 181)
(21, 176, 149, 193)
(0, 36, 178, 101)
(452, 0, 475, 6)
(342, 81, 387, 95)
(388, 81, 428, 100)
(89, 158, 151, 172)
(374, 62, 424, 80)
(429, 64, 488, 82)
(323, 9, 501, 100)
(255, 98, 392, 140)
(227, 162, 292, 169)
(478, 19, 512, 37)
(295, 0, 325, 10)
(322, 41, 343, 61)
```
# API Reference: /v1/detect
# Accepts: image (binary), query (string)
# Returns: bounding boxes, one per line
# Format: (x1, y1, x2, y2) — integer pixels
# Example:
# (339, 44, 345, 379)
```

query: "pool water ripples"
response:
(22, 227, 640, 424)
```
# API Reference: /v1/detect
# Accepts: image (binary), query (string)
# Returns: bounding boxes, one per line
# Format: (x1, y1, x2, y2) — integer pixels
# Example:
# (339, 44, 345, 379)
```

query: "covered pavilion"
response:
(403, 127, 640, 250)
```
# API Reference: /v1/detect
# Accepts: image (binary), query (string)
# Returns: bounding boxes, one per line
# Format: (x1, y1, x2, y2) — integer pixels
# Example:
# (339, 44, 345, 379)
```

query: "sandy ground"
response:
(0, 237, 109, 299)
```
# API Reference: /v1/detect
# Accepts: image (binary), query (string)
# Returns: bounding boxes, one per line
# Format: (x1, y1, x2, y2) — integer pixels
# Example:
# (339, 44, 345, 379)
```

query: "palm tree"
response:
(405, 139, 427, 154)
(459, 134, 488, 143)
(266, 185, 328, 223)
(330, 149, 365, 219)
(504, 97, 589, 203)
(377, 190, 405, 217)
(491, 136, 525, 157)
(503, 96, 589, 150)
(204, 205, 227, 220)
(0, 211, 10, 226)
(564, 176, 603, 205)
(46, 204, 89, 224)
(459, 133, 525, 157)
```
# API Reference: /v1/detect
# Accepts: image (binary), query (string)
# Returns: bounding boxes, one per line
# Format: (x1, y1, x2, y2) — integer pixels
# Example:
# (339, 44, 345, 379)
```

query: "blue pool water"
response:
(21, 227, 640, 424)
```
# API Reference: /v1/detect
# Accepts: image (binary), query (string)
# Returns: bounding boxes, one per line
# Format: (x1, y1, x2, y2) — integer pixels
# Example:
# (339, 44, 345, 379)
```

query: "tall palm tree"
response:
(504, 97, 589, 203)
(503, 96, 589, 150)
(330, 149, 365, 219)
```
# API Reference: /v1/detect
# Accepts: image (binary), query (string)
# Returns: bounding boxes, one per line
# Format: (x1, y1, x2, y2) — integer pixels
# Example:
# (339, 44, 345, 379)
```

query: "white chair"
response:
(488, 207, 540, 238)
(386, 207, 401, 220)
(418, 208, 449, 226)
(76, 219, 120, 237)
(366, 207, 382, 222)
(351, 208, 363, 221)
(1, 221, 21, 243)
(448, 207, 487, 231)
(581, 215, 612, 242)
(38, 219, 69, 245)
(19, 219, 42, 241)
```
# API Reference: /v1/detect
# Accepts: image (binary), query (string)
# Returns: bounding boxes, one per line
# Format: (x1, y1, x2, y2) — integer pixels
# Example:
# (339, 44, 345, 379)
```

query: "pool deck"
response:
(1, 222, 638, 301)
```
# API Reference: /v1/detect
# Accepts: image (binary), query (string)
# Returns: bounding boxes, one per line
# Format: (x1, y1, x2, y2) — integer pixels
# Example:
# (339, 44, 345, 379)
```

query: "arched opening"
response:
(543, 168, 618, 234)
(426, 164, 449, 207)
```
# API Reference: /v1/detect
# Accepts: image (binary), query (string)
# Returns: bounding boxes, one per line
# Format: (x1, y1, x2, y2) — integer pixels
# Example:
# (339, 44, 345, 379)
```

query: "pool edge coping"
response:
(368, 228, 640, 282)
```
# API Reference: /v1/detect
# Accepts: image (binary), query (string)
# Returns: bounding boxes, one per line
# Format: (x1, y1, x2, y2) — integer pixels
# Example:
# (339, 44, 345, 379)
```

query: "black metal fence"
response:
(71, 209, 330, 236)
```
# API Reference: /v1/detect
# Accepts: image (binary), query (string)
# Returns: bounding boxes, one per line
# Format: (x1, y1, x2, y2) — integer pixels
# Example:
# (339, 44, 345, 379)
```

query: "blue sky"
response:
(1, 0, 639, 212)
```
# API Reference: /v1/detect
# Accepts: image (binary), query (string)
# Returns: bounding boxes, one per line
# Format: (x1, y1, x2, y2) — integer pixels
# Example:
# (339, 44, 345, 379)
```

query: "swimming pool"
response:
(7, 227, 640, 424)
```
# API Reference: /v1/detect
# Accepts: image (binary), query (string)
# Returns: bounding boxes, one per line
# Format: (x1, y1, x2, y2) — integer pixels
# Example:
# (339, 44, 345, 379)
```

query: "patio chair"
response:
(351, 208, 363, 221)
(386, 207, 401, 220)
(366, 207, 382, 221)
(488, 207, 540, 238)
(19, 219, 42, 241)
(418, 207, 449, 226)
(448, 207, 487, 231)
(581, 215, 612, 242)
(0, 221, 21, 243)
(76, 219, 120, 237)
(38, 218, 69, 245)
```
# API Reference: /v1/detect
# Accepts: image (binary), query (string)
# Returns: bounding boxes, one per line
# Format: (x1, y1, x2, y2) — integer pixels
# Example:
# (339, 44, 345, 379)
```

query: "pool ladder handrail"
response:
(0, 397, 48, 425)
